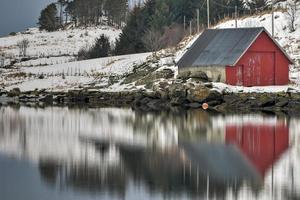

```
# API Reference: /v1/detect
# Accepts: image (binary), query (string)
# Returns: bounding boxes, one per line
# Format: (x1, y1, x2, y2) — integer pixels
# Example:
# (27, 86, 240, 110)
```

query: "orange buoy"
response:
(202, 103, 209, 110)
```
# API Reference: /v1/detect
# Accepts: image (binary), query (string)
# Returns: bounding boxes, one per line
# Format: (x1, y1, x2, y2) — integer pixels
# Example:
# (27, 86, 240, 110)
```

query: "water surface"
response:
(0, 106, 299, 200)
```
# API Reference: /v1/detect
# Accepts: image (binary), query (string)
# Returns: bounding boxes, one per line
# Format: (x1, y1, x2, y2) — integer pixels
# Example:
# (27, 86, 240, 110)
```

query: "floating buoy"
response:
(202, 103, 209, 110)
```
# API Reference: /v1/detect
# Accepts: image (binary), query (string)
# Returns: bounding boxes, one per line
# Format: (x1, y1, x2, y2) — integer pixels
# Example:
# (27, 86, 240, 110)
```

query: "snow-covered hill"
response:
(0, 26, 121, 67)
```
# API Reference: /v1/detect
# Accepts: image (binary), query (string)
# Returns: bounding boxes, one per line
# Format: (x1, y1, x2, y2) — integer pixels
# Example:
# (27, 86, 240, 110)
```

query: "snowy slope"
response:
(3, 52, 151, 92)
(0, 26, 121, 66)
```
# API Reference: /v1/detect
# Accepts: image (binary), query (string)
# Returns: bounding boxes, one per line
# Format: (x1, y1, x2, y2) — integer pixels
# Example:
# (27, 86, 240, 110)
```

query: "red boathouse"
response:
(177, 27, 294, 86)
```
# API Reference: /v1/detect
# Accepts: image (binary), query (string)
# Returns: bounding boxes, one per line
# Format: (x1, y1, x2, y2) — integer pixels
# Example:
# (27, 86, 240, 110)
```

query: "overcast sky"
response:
(0, 0, 55, 36)
(0, 0, 144, 37)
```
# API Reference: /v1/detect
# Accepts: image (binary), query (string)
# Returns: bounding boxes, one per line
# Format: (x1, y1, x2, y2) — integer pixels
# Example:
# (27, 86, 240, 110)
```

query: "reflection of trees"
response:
(38, 141, 261, 199)
(126, 109, 220, 145)
(38, 160, 126, 197)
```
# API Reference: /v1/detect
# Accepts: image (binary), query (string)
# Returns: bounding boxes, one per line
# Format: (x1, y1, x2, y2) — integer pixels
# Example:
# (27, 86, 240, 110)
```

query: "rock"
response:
(135, 69, 174, 87)
(205, 90, 223, 102)
(168, 84, 187, 98)
(158, 81, 169, 89)
(8, 88, 21, 97)
(188, 102, 202, 108)
(156, 69, 174, 79)
(204, 82, 213, 88)
(170, 97, 186, 105)
(286, 100, 300, 109)
(154, 88, 169, 100)
(190, 71, 209, 82)
(275, 99, 289, 107)
(140, 97, 153, 105)
(258, 96, 276, 107)
(177, 71, 191, 80)
(146, 99, 167, 110)
(207, 100, 222, 107)
(39, 95, 53, 103)
(187, 85, 210, 103)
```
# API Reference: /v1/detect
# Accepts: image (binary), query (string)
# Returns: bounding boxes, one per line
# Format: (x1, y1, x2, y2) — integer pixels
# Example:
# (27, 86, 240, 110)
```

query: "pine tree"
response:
(38, 3, 59, 31)
(89, 34, 111, 58)
(114, 3, 154, 55)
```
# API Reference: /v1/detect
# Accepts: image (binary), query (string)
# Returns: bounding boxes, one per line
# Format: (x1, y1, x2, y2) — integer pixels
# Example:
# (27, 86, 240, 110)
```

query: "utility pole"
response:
(272, 0, 274, 37)
(235, 6, 238, 28)
(197, 9, 200, 32)
(207, 0, 210, 28)
(190, 21, 192, 35)
(184, 16, 186, 32)
(183, 16, 186, 32)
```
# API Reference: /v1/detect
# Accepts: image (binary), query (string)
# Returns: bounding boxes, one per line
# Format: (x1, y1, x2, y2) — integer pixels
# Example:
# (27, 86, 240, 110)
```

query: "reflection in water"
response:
(226, 121, 289, 177)
(0, 106, 299, 200)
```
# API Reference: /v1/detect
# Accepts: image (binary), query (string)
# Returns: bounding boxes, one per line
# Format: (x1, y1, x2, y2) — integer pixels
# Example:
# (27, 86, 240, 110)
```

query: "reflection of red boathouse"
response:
(225, 119, 289, 177)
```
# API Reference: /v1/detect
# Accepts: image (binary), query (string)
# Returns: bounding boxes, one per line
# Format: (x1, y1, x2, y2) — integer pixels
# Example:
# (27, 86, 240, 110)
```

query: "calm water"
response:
(0, 106, 299, 200)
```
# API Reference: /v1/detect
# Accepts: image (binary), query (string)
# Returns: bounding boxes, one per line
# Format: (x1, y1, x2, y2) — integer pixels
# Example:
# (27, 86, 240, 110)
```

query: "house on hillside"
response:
(177, 27, 294, 86)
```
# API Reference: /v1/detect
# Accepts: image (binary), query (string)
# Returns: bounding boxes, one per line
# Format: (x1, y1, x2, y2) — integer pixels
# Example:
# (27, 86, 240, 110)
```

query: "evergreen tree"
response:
(38, 3, 59, 31)
(114, 2, 155, 55)
(89, 34, 111, 58)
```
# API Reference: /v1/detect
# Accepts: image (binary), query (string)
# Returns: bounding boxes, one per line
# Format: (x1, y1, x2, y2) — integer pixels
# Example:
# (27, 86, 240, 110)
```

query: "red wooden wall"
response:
(225, 121, 289, 177)
(226, 32, 290, 86)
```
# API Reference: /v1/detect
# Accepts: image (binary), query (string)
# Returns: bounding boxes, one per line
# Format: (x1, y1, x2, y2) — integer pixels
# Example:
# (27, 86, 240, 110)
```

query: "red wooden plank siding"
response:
(226, 32, 290, 86)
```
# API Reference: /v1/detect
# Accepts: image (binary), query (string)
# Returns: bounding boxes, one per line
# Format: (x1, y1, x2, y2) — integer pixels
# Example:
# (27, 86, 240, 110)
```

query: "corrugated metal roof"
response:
(177, 27, 293, 68)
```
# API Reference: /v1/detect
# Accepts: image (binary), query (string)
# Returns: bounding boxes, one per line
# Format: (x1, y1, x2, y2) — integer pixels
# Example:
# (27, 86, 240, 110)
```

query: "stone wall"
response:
(179, 66, 226, 82)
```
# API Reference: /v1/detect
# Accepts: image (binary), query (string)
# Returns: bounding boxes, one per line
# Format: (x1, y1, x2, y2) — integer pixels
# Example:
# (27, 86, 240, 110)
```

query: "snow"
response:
(212, 82, 300, 93)
(2, 52, 151, 92)
(0, 26, 121, 58)
(5, 76, 94, 92)
(22, 52, 151, 76)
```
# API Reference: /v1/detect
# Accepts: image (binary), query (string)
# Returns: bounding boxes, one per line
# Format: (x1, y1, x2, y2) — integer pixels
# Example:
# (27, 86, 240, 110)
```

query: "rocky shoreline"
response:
(1, 81, 300, 116)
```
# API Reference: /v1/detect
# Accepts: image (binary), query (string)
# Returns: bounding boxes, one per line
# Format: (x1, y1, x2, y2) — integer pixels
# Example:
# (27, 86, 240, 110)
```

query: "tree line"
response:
(38, 0, 274, 58)
(38, 0, 128, 31)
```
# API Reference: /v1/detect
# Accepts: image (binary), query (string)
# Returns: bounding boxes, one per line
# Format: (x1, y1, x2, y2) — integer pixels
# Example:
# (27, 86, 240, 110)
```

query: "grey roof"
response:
(177, 27, 293, 68)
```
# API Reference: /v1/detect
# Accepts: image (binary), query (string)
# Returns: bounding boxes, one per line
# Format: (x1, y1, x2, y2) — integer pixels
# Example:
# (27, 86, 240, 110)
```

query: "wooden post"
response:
(207, 0, 210, 28)
(235, 6, 238, 28)
(272, 1, 274, 37)
(184, 16, 186, 32)
(197, 9, 200, 32)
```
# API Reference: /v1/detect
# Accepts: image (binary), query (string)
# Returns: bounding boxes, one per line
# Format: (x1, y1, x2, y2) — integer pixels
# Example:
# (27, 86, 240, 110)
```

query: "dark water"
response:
(0, 106, 299, 200)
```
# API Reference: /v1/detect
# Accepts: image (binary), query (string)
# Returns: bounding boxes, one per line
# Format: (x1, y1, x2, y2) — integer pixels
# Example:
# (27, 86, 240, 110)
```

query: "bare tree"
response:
(17, 39, 30, 58)
(287, 1, 298, 32)
(142, 29, 165, 57)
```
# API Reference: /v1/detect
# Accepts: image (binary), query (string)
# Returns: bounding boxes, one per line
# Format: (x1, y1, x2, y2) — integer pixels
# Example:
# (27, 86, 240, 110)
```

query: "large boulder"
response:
(168, 83, 187, 105)
(8, 88, 21, 97)
(187, 85, 210, 103)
